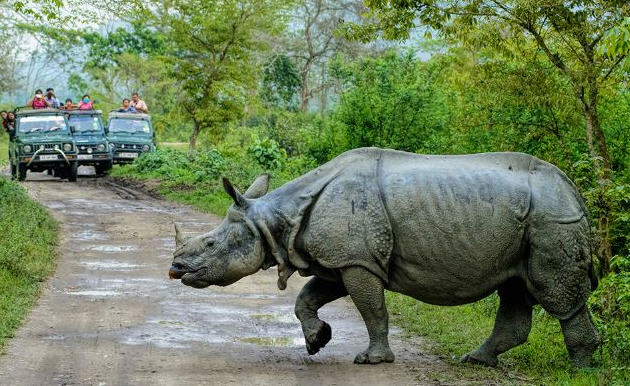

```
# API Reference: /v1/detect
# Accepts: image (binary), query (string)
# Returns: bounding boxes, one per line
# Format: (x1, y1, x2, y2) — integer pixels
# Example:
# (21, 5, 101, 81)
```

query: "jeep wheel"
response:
(17, 163, 27, 181)
(67, 162, 78, 182)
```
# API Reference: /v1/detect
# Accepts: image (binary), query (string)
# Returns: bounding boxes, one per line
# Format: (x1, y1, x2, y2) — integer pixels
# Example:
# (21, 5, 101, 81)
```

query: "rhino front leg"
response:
(295, 277, 348, 355)
(341, 266, 394, 364)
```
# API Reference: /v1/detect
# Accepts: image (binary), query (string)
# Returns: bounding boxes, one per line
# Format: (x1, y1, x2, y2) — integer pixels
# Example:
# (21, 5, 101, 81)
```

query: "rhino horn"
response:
(174, 223, 185, 248)
(222, 177, 248, 207)
(244, 174, 270, 199)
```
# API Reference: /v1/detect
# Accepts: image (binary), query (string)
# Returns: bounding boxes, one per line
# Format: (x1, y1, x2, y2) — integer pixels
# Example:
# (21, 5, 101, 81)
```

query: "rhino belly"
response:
(381, 165, 529, 305)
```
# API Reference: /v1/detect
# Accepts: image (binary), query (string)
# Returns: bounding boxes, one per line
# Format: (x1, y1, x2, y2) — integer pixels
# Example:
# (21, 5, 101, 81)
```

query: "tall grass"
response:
(0, 178, 58, 351)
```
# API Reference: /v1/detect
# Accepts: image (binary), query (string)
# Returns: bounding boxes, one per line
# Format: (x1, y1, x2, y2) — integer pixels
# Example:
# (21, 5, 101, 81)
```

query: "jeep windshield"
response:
(108, 119, 151, 135)
(69, 116, 104, 134)
(18, 115, 68, 135)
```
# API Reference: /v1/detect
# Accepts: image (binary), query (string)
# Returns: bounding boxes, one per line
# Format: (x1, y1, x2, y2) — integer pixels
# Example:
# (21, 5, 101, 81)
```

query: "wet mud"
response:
(0, 173, 469, 385)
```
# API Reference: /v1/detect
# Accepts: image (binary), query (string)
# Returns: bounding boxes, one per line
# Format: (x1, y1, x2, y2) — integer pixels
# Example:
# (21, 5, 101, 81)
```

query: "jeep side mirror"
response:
(104, 126, 108, 134)
(70, 125, 76, 133)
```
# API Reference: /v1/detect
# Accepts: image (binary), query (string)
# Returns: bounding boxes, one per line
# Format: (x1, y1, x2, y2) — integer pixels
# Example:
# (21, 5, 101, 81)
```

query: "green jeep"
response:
(67, 110, 113, 176)
(8, 108, 78, 181)
(106, 112, 156, 164)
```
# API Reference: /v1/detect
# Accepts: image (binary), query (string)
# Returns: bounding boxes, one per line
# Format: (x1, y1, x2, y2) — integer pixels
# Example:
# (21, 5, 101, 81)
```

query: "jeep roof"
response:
(66, 110, 104, 116)
(14, 107, 66, 117)
(108, 111, 151, 120)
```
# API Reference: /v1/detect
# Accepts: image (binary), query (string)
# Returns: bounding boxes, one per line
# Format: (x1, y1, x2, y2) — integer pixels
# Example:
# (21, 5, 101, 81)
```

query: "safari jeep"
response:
(67, 110, 113, 176)
(8, 108, 78, 181)
(106, 112, 156, 164)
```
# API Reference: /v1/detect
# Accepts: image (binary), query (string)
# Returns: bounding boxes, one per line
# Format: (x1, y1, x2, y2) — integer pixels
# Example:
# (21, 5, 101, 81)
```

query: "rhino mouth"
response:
(169, 263, 202, 280)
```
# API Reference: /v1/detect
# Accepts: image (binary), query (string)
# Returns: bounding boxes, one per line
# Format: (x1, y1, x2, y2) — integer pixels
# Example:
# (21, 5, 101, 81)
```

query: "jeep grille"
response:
(115, 143, 143, 150)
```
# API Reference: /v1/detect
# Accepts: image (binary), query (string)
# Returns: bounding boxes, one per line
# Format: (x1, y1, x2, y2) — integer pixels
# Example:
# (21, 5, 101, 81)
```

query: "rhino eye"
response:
(206, 238, 215, 247)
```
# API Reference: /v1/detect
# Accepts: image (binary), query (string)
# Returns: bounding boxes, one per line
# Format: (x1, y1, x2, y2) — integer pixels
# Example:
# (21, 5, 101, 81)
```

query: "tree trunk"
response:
(581, 89, 613, 275)
(583, 83, 612, 179)
(189, 121, 201, 151)
(300, 70, 309, 112)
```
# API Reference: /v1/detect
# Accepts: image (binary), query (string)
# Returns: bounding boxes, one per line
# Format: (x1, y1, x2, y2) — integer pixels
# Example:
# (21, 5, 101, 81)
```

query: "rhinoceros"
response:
(169, 147, 599, 367)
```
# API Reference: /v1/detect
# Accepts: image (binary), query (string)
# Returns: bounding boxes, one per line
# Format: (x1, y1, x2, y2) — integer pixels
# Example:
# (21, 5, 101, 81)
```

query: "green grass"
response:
(159, 142, 189, 151)
(386, 292, 626, 385)
(0, 132, 8, 166)
(0, 178, 58, 351)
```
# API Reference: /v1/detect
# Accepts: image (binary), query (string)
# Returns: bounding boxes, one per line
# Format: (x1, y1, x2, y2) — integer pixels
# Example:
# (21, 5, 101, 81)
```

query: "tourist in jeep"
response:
(130, 92, 148, 113)
(78, 94, 94, 110)
(27, 89, 51, 109)
(117, 98, 137, 113)
(6, 112, 16, 132)
(45, 88, 61, 109)
(63, 98, 77, 111)
(1, 111, 7, 131)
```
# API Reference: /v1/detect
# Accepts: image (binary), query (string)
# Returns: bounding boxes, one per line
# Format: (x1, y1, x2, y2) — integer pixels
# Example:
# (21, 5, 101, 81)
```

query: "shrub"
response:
(248, 135, 286, 170)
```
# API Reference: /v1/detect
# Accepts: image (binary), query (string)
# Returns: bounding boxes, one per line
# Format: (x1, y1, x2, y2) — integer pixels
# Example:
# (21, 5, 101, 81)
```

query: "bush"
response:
(248, 135, 286, 170)
(128, 148, 226, 186)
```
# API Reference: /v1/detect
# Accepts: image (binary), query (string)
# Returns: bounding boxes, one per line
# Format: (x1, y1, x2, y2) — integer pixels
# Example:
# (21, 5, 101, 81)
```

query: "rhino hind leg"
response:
(295, 277, 347, 355)
(341, 266, 394, 364)
(527, 218, 599, 366)
(461, 278, 533, 367)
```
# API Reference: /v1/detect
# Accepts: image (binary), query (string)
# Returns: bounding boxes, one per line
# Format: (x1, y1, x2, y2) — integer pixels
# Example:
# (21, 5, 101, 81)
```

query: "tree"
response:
(162, 0, 287, 149)
(261, 55, 302, 110)
(286, 0, 368, 112)
(354, 0, 630, 274)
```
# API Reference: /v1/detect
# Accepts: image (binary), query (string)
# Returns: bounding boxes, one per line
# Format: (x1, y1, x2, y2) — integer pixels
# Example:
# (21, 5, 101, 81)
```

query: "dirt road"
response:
(0, 173, 460, 386)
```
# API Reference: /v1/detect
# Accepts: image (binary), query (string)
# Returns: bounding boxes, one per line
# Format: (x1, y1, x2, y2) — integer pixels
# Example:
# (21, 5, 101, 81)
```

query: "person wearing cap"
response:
(130, 92, 148, 113)
(27, 89, 51, 109)
(45, 88, 61, 109)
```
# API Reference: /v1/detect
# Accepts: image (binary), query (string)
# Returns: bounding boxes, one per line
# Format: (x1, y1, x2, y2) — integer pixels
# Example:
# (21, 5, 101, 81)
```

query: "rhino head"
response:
(168, 174, 272, 288)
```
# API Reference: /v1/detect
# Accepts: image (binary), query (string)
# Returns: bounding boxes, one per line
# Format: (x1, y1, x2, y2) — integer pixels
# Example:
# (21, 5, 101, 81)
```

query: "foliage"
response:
(331, 50, 449, 152)
(248, 136, 286, 170)
(590, 256, 630, 373)
(0, 178, 57, 351)
(82, 24, 166, 70)
(127, 148, 226, 186)
(158, 0, 288, 148)
(261, 55, 301, 110)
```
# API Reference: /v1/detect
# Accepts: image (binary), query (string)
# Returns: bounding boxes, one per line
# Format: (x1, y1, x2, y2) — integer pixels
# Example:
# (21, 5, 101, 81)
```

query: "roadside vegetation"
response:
(0, 131, 8, 165)
(0, 176, 58, 352)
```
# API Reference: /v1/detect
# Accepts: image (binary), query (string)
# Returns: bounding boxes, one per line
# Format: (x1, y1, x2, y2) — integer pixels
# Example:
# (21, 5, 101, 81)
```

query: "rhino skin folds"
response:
(171, 147, 600, 368)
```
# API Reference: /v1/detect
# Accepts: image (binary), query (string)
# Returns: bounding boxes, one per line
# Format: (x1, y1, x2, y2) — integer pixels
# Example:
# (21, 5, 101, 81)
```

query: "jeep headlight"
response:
(63, 143, 72, 152)
(142, 144, 150, 152)
(23, 145, 32, 153)
(97, 144, 106, 152)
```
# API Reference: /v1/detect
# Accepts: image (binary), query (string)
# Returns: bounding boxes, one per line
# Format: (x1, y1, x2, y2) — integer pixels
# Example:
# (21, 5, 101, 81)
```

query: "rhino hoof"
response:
(353, 347, 395, 365)
(305, 320, 331, 355)
(460, 351, 498, 367)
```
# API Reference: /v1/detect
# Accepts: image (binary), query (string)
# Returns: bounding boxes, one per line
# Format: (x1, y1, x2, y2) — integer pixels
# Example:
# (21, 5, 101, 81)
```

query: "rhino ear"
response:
(243, 173, 270, 199)
(174, 223, 185, 248)
(222, 177, 248, 208)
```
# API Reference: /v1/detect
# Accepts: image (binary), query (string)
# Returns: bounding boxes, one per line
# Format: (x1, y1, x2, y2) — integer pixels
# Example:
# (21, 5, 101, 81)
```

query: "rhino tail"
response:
(588, 262, 598, 291)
